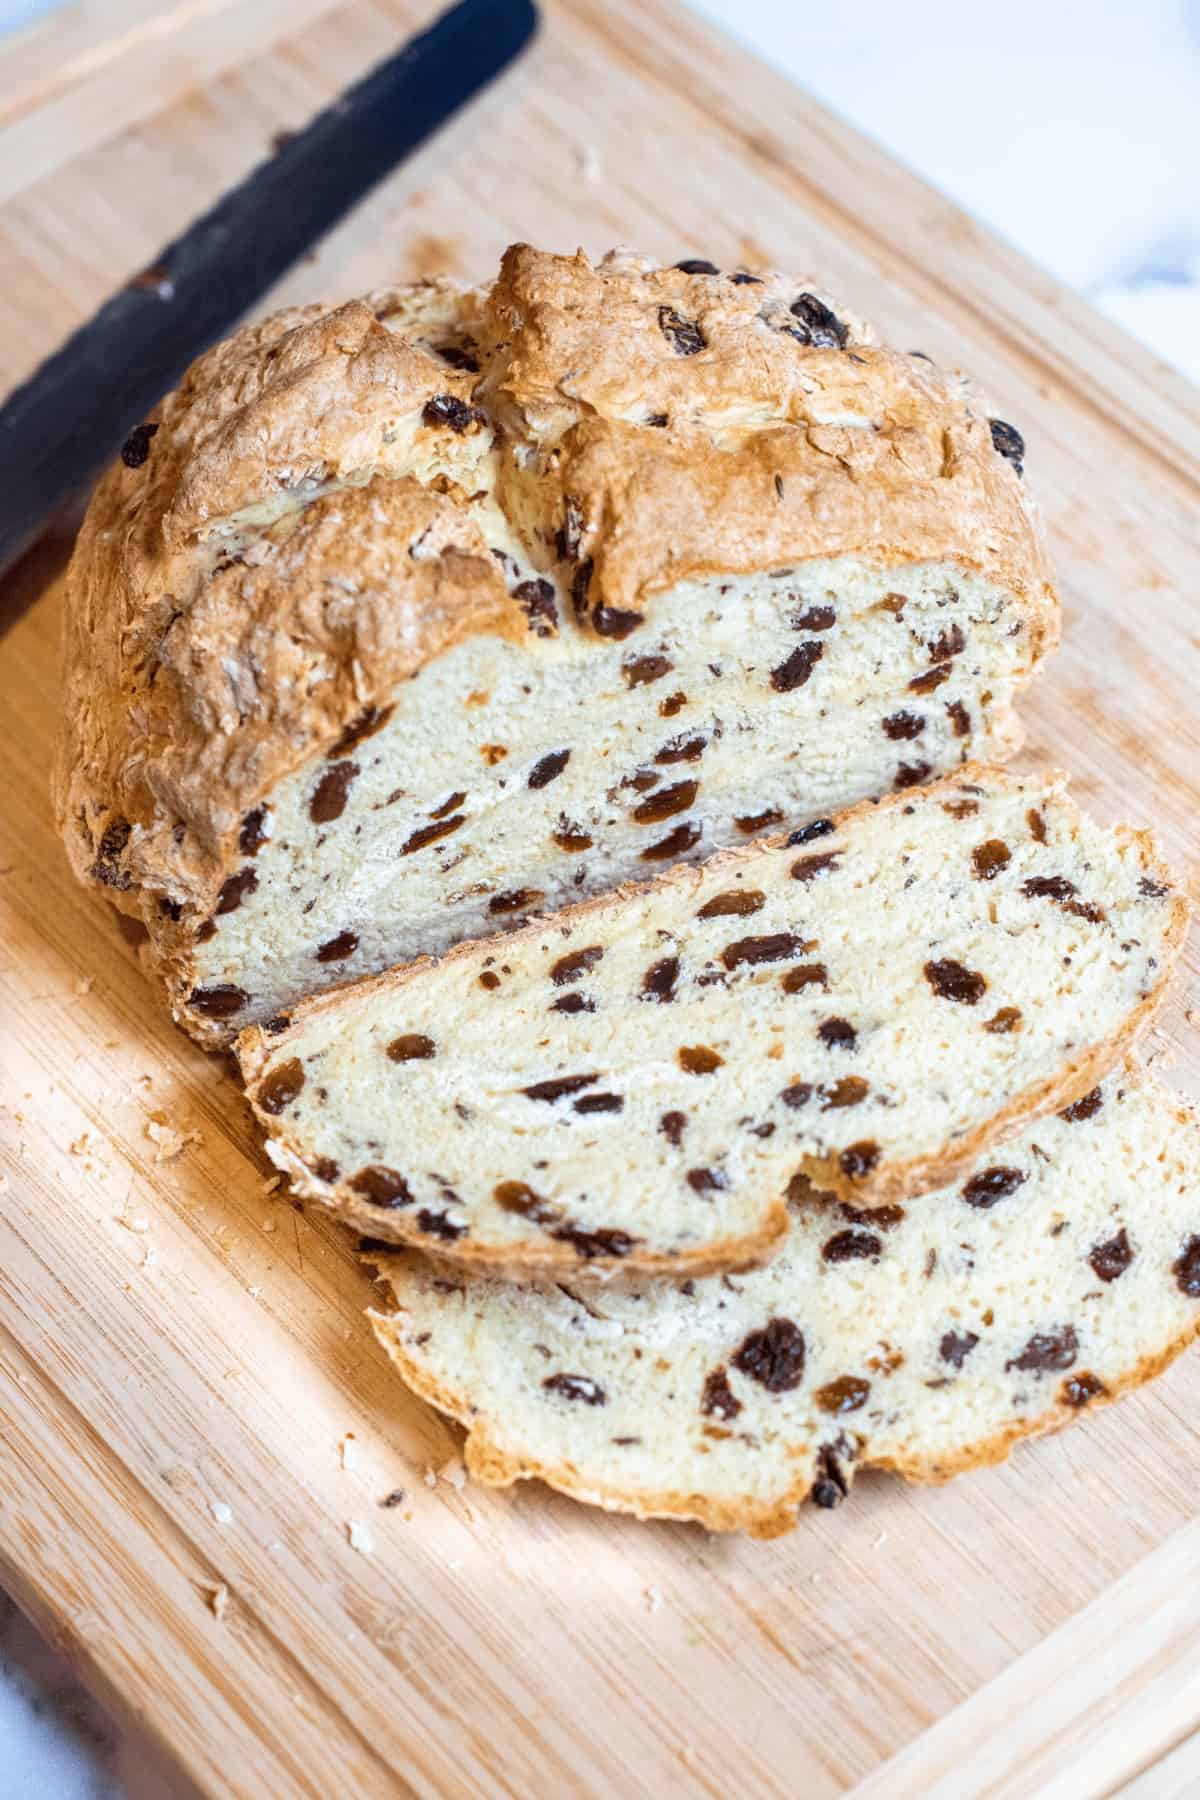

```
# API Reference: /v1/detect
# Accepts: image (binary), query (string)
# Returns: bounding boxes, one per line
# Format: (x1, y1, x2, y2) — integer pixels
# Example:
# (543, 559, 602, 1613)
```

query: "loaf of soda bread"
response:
(54, 245, 1057, 1047)
(367, 1068, 1200, 1537)
(238, 766, 1185, 1275)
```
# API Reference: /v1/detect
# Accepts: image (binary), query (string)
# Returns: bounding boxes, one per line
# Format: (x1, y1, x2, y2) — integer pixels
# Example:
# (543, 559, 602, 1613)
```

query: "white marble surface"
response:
(1, 1, 1197, 1794)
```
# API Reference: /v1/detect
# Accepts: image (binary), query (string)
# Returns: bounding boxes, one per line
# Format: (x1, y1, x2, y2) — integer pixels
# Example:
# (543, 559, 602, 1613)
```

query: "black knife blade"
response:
(0, 0, 537, 578)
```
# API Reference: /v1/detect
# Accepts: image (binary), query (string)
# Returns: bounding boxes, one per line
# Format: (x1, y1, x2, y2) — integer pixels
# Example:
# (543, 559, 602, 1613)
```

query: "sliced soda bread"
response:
(238, 767, 1186, 1275)
(55, 245, 1057, 1047)
(367, 1069, 1200, 1537)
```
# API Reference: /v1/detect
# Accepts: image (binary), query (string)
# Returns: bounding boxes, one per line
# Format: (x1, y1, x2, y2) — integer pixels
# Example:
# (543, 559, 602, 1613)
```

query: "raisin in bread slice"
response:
(367, 1068, 1200, 1537)
(55, 244, 1057, 1048)
(238, 766, 1186, 1275)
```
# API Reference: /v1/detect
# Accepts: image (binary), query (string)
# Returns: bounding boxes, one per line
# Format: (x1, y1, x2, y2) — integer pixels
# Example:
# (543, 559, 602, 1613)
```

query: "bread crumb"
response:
(202, 1582, 229, 1620)
(247, 1285, 262, 1299)
(438, 1457, 467, 1492)
(74, 975, 93, 996)
(115, 1211, 151, 1234)
(146, 1115, 200, 1162)
(423, 1467, 438, 1489)
(0, 1175, 9, 1195)
(142, 1247, 158, 1269)
(378, 1488, 406, 1509)
(69, 1133, 91, 1156)
(643, 1585, 663, 1614)
(261, 1175, 283, 1195)
(577, 143, 602, 185)
(261, 1219, 277, 1234)
(347, 1520, 374, 1555)
(340, 1433, 358, 1473)
(210, 1501, 234, 1526)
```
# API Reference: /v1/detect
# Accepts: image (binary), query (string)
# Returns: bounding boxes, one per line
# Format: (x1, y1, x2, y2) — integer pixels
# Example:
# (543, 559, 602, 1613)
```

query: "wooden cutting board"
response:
(1, 3, 1198, 1795)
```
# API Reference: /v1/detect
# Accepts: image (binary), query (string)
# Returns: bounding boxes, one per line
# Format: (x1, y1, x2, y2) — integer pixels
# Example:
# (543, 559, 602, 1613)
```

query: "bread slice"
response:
(238, 766, 1186, 1274)
(366, 1068, 1200, 1537)
(54, 245, 1057, 1047)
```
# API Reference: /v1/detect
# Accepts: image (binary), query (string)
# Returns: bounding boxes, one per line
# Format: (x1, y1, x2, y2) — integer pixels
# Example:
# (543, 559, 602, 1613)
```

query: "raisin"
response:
(928, 623, 966, 662)
(523, 749, 572, 795)
(989, 417, 1025, 476)
(780, 1082, 813, 1109)
(788, 293, 847, 348)
(316, 929, 358, 962)
(311, 1157, 340, 1182)
(678, 1046, 723, 1074)
(523, 1073, 598, 1103)
(402, 814, 465, 855)
(735, 808, 784, 834)
(422, 394, 485, 432)
(924, 959, 988, 1004)
(552, 946, 604, 985)
(1139, 876, 1169, 898)
(310, 761, 359, 824)
(195, 920, 217, 944)
(821, 1076, 869, 1109)
(430, 791, 467, 819)
(551, 993, 593, 1015)
(818, 1017, 857, 1050)
(1061, 1372, 1106, 1408)
(554, 1223, 636, 1258)
(658, 305, 706, 354)
(814, 1376, 870, 1414)
(188, 984, 248, 1020)
(722, 932, 805, 970)
(793, 603, 836, 631)
(972, 839, 1011, 881)
(263, 1014, 291, 1035)
(350, 1166, 413, 1207)
(417, 1209, 465, 1241)
(810, 1444, 851, 1508)
(645, 412, 669, 428)
(789, 819, 835, 846)
(882, 711, 925, 740)
(478, 971, 500, 991)
(633, 780, 699, 824)
(641, 956, 680, 1003)
(660, 1110, 687, 1146)
(1027, 808, 1048, 844)
(962, 1166, 1026, 1208)
(699, 889, 765, 919)
(543, 1373, 606, 1405)
(946, 700, 971, 738)
(822, 1229, 881, 1263)
(791, 851, 839, 883)
(641, 822, 701, 860)
(387, 1034, 436, 1062)
(332, 706, 393, 755)
(730, 271, 763, 285)
(1089, 1229, 1133, 1282)
(939, 1330, 980, 1368)
(909, 663, 951, 694)
(239, 806, 269, 855)
(733, 1318, 806, 1391)
(782, 963, 828, 993)
(894, 760, 933, 790)
(623, 654, 672, 687)
(839, 1141, 881, 1180)
(575, 1092, 623, 1115)
(659, 691, 688, 717)
(514, 578, 558, 638)
(569, 560, 593, 619)
(1006, 1325, 1078, 1373)
(592, 605, 644, 640)
(1022, 874, 1077, 902)
(674, 257, 720, 274)
(701, 1368, 742, 1419)
(489, 888, 543, 915)
(984, 1005, 1022, 1033)
(1059, 1087, 1103, 1123)
(1172, 1236, 1200, 1297)
(257, 1058, 305, 1114)
(92, 817, 132, 888)
(493, 1180, 556, 1222)
(943, 798, 978, 818)
(656, 733, 707, 765)
(120, 422, 159, 468)
(552, 820, 593, 853)
(770, 641, 823, 692)
(215, 866, 258, 915)
(687, 1167, 727, 1193)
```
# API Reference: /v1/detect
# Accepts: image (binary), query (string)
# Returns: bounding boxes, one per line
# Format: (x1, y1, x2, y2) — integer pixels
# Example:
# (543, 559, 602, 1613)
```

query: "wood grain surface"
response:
(0, 2, 1198, 1795)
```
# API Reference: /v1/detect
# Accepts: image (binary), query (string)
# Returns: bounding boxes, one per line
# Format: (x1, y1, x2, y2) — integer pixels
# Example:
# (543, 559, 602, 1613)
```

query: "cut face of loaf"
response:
(54, 244, 1057, 1047)
(368, 1070, 1200, 1538)
(238, 767, 1186, 1275)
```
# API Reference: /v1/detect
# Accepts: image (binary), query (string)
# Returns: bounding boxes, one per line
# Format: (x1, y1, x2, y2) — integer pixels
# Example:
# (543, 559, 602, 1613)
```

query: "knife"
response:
(0, 0, 538, 579)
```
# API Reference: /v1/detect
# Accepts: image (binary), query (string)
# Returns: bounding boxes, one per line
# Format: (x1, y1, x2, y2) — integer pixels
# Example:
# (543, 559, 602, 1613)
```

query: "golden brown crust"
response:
(238, 763, 1187, 1272)
(55, 245, 1058, 1023)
